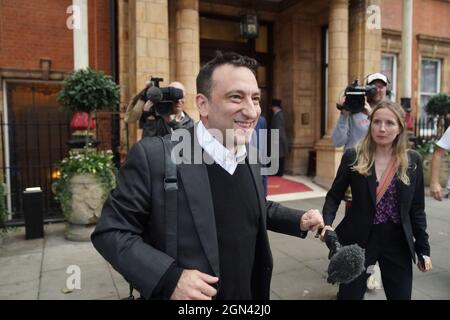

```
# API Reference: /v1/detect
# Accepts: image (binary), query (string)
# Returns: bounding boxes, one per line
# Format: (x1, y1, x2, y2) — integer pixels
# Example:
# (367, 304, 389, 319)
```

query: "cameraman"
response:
(332, 72, 388, 150)
(125, 81, 194, 138)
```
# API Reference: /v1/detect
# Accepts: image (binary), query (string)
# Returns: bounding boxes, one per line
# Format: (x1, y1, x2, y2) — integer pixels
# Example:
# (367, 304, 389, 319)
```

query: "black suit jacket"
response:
(270, 111, 289, 158)
(91, 125, 306, 299)
(322, 148, 430, 262)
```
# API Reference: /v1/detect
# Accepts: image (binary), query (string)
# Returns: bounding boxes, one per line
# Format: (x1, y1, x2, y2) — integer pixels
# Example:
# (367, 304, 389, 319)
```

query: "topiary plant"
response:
(425, 93, 450, 117)
(58, 68, 120, 149)
(58, 68, 120, 114)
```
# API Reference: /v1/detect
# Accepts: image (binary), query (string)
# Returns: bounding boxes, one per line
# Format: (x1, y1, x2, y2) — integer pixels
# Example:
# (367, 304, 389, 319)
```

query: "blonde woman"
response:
(321, 101, 432, 300)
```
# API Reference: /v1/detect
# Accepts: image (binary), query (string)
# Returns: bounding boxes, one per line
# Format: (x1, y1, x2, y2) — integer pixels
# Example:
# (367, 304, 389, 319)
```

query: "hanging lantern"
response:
(240, 13, 258, 39)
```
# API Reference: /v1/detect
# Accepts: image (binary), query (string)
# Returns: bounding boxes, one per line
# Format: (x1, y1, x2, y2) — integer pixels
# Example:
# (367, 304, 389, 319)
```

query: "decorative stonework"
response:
(65, 173, 108, 241)
(68, 173, 107, 225)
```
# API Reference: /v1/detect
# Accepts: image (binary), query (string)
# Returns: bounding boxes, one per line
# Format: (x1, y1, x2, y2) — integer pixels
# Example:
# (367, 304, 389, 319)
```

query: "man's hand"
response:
(143, 100, 153, 112)
(430, 147, 447, 201)
(170, 269, 219, 300)
(363, 100, 372, 115)
(430, 181, 443, 201)
(417, 256, 432, 272)
(337, 95, 350, 116)
(300, 209, 324, 232)
(361, 96, 372, 115)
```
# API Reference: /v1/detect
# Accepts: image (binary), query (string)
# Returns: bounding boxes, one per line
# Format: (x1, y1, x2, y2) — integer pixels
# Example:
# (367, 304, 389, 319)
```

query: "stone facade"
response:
(273, 2, 328, 175)
(119, 0, 201, 148)
(118, 0, 450, 189)
(2, 0, 449, 194)
(117, 0, 171, 145)
(174, 0, 200, 118)
(314, 0, 349, 188)
(349, 0, 382, 83)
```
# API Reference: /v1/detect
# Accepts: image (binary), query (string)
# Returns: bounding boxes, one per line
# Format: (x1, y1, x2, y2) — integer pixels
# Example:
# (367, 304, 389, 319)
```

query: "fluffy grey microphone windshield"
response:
(327, 244, 366, 285)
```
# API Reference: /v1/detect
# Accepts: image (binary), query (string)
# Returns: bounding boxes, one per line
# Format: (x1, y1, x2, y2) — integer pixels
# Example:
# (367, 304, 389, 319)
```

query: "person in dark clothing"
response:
(251, 116, 268, 195)
(270, 99, 288, 176)
(125, 81, 194, 139)
(320, 101, 432, 300)
(91, 51, 324, 300)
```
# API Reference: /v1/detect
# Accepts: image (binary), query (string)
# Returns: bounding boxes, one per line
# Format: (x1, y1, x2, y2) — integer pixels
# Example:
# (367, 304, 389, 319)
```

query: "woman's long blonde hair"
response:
(352, 100, 410, 185)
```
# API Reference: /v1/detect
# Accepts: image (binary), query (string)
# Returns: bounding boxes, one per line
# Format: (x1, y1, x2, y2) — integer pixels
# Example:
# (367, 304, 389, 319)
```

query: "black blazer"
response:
(91, 125, 306, 299)
(270, 111, 289, 158)
(322, 148, 430, 262)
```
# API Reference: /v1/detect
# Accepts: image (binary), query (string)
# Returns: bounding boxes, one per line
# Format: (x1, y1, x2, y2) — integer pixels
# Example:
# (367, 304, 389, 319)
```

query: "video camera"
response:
(141, 77, 184, 116)
(338, 80, 378, 114)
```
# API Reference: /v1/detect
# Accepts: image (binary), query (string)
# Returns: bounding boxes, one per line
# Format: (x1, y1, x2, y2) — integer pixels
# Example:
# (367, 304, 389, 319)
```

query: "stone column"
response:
(135, 0, 170, 92)
(348, 0, 382, 82)
(286, 14, 317, 175)
(314, 0, 349, 189)
(175, 0, 200, 120)
(120, 0, 170, 147)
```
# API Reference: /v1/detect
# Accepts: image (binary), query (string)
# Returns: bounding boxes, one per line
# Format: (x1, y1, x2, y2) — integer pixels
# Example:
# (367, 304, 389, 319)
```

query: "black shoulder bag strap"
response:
(158, 135, 178, 260)
(125, 136, 178, 300)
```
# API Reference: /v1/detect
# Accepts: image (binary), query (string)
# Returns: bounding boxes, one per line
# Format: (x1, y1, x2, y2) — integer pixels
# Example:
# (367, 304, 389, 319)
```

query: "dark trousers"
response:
(337, 222, 412, 300)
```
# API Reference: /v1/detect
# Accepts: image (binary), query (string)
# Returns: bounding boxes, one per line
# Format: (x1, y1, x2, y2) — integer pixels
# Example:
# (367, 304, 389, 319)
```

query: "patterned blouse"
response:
(374, 177, 401, 224)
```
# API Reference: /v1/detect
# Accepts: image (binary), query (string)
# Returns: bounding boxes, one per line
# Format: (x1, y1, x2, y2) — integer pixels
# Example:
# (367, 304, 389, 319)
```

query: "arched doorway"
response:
(199, 14, 274, 118)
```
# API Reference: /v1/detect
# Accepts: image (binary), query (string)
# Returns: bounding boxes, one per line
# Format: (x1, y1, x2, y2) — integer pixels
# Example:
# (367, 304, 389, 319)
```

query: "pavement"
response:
(1, 176, 450, 300)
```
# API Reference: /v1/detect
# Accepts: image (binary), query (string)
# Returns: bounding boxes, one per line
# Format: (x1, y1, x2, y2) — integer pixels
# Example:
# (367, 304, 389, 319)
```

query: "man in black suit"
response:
(91, 51, 324, 300)
(270, 99, 289, 176)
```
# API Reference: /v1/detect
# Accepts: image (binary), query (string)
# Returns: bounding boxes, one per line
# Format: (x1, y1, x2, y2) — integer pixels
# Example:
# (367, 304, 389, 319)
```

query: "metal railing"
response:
(412, 115, 449, 148)
(0, 111, 124, 223)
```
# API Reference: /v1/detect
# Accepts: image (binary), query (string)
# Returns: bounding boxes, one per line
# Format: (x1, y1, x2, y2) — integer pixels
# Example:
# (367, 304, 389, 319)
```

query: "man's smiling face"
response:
(198, 64, 261, 148)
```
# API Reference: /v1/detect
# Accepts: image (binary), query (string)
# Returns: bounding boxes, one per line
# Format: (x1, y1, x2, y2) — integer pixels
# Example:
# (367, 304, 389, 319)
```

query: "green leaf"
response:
(58, 68, 120, 113)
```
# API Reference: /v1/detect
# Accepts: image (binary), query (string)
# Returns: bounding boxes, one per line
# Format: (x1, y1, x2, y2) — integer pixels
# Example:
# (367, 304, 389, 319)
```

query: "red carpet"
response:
(267, 176, 312, 195)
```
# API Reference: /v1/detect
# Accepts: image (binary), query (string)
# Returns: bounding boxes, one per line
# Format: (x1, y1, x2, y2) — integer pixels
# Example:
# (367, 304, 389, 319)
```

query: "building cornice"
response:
(382, 28, 401, 38)
(417, 34, 450, 46)
(0, 68, 69, 82)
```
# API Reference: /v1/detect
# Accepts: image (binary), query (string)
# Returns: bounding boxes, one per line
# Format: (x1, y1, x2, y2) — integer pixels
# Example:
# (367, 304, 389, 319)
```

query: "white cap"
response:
(367, 72, 388, 85)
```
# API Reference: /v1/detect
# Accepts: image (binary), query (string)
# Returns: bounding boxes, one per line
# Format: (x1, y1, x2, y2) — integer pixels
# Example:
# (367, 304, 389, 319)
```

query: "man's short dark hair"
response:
(196, 51, 258, 98)
(272, 99, 282, 108)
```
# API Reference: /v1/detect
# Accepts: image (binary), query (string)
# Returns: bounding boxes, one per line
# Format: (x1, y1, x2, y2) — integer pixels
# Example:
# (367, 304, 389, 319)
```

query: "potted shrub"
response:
(54, 68, 120, 240)
(52, 150, 117, 240)
(58, 68, 120, 148)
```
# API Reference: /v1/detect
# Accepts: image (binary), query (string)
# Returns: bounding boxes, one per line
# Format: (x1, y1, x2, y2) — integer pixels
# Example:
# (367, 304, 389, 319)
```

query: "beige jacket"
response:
(125, 89, 148, 125)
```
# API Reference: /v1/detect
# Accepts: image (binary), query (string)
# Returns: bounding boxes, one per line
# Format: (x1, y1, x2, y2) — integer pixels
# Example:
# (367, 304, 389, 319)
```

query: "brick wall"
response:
(381, 0, 450, 111)
(0, 0, 73, 70)
(382, 0, 450, 38)
(0, 0, 112, 73)
(0, 0, 114, 158)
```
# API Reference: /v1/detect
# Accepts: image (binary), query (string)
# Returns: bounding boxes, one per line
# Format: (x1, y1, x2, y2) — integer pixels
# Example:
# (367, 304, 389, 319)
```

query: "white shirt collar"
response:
(196, 121, 247, 175)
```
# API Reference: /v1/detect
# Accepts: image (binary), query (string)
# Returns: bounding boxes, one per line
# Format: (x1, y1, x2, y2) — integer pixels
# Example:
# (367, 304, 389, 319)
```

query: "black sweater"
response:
(206, 162, 261, 299)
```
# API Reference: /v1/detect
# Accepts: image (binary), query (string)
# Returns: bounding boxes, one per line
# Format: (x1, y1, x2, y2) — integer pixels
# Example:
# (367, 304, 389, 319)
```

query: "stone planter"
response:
(422, 154, 450, 187)
(65, 173, 108, 241)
